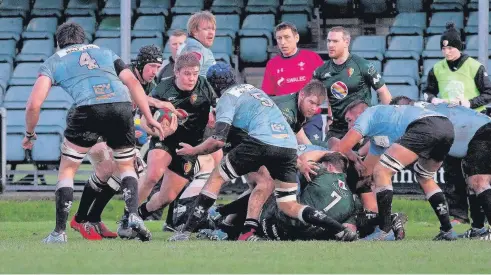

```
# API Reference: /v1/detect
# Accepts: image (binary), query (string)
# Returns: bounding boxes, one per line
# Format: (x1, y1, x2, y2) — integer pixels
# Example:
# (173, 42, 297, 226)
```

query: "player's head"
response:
(55, 22, 86, 49)
(206, 62, 237, 97)
(187, 11, 216, 48)
(344, 100, 368, 129)
(275, 22, 300, 57)
(174, 52, 200, 91)
(135, 45, 163, 83)
(319, 152, 349, 174)
(169, 29, 187, 59)
(298, 80, 326, 118)
(327, 26, 350, 59)
(441, 22, 462, 61)
(390, 96, 415, 106)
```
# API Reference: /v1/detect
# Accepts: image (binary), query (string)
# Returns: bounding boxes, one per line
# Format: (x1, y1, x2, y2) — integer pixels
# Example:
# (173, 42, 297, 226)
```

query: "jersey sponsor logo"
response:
(444, 80, 465, 99)
(373, 136, 390, 148)
(191, 51, 202, 61)
(368, 63, 376, 76)
(373, 74, 381, 84)
(57, 44, 99, 57)
(93, 83, 114, 100)
(190, 93, 198, 104)
(330, 81, 348, 99)
(277, 77, 285, 87)
(323, 72, 332, 78)
(298, 144, 307, 151)
(338, 180, 348, 191)
(286, 76, 307, 84)
(271, 123, 289, 139)
(347, 68, 354, 77)
(183, 161, 193, 175)
(298, 62, 305, 71)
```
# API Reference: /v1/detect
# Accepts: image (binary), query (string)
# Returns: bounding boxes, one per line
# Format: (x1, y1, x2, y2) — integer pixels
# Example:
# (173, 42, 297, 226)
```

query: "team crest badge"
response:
(183, 161, 193, 175)
(443, 40, 449, 47)
(330, 81, 349, 99)
(190, 93, 198, 104)
(347, 68, 354, 77)
(338, 180, 347, 191)
(298, 144, 307, 151)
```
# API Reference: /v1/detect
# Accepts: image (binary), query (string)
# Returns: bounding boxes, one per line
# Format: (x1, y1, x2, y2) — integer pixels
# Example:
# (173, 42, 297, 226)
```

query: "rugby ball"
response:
(153, 108, 174, 123)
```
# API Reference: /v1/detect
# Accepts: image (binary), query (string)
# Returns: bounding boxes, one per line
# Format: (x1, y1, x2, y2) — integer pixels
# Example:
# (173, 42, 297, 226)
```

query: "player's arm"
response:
(178, 122, 229, 155)
(296, 128, 312, 145)
(363, 61, 391, 105)
(146, 95, 178, 113)
(376, 85, 391, 105)
(468, 65, 491, 108)
(26, 76, 52, 134)
(330, 129, 364, 162)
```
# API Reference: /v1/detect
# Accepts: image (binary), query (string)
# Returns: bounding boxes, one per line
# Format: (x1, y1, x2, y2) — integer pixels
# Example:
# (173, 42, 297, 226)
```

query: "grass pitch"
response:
(0, 198, 490, 274)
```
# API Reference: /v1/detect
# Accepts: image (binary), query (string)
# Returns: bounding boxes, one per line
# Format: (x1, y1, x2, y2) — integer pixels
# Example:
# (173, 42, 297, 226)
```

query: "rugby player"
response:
(22, 22, 165, 243)
(331, 100, 457, 240)
(392, 96, 491, 240)
(168, 66, 358, 242)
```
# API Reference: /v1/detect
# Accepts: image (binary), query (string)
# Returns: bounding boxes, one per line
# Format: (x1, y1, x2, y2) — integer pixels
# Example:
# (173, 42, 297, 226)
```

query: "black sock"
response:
(469, 194, 486, 228)
(218, 193, 251, 216)
(301, 206, 345, 234)
(138, 202, 152, 220)
(356, 210, 379, 236)
(75, 175, 102, 223)
(182, 192, 217, 232)
(377, 190, 393, 232)
(165, 201, 175, 225)
(428, 192, 452, 232)
(241, 218, 259, 234)
(121, 176, 139, 214)
(87, 184, 116, 223)
(477, 189, 491, 226)
(55, 187, 74, 233)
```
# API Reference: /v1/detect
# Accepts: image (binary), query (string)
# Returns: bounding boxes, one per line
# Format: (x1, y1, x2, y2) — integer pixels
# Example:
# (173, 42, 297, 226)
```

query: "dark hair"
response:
(302, 79, 327, 98)
(275, 22, 298, 35)
(171, 29, 187, 38)
(319, 152, 349, 173)
(390, 96, 415, 106)
(174, 52, 200, 72)
(56, 22, 86, 49)
(345, 99, 368, 114)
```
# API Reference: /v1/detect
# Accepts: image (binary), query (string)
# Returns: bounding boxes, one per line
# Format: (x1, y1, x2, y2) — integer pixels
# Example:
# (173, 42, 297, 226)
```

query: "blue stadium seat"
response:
(31, 0, 64, 18)
(211, 0, 245, 14)
(387, 85, 420, 100)
(467, 0, 490, 11)
(431, 0, 466, 11)
(167, 15, 191, 37)
(211, 36, 235, 66)
(281, 13, 310, 42)
(16, 39, 55, 63)
(93, 38, 121, 56)
(383, 60, 419, 86)
(389, 13, 426, 36)
(171, 0, 204, 15)
(0, 0, 30, 18)
(359, 0, 389, 14)
(0, 39, 17, 65)
(350, 35, 386, 61)
(100, 0, 137, 16)
(95, 17, 121, 39)
(0, 63, 12, 95)
(137, 0, 171, 16)
(66, 17, 97, 43)
(422, 35, 442, 59)
(163, 42, 171, 60)
(280, 0, 314, 18)
(426, 12, 464, 35)
(0, 17, 24, 42)
(215, 14, 241, 39)
(321, 0, 354, 17)
(238, 14, 275, 64)
(369, 60, 382, 75)
(66, 0, 99, 17)
(463, 35, 491, 58)
(421, 59, 439, 85)
(3, 86, 74, 110)
(131, 38, 164, 61)
(464, 12, 491, 35)
(8, 63, 42, 87)
(396, 0, 424, 12)
(22, 17, 59, 40)
(132, 16, 166, 39)
(245, 0, 280, 15)
(240, 37, 269, 64)
(385, 36, 423, 61)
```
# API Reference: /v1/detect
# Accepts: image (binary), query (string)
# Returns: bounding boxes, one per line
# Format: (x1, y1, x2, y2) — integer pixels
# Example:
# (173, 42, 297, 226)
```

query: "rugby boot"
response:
(78, 222, 103, 241)
(42, 231, 68, 244)
(433, 229, 458, 241)
(362, 226, 395, 241)
(238, 229, 266, 241)
(93, 221, 118, 239)
(128, 213, 152, 242)
(70, 215, 84, 232)
(168, 231, 191, 241)
(117, 213, 137, 239)
(391, 212, 408, 240)
(458, 227, 488, 239)
(197, 229, 229, 241)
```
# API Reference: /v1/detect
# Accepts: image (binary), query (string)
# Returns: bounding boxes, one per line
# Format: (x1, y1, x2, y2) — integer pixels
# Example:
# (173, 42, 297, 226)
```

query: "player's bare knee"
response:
(327, 137, 340, 148)
(467, 175, 491, 194)
(94, 159, 116, 182)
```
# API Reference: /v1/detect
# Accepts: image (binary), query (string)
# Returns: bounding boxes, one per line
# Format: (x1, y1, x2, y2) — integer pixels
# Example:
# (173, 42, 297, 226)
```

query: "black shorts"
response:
(462, 122, 491, 177)
(397, 116, 454, 162)
(148, 137, 199, 180)
(224, 136, 297, 183)
(65, 102, 135, 150)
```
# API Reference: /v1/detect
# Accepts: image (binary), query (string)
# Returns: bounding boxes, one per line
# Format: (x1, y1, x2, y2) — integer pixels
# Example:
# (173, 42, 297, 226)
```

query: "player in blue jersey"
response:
(168, 65, 358, 242)
(22, 22, 166, 243)
(331, 100, 458, 241)
(392, 96, 491, 240)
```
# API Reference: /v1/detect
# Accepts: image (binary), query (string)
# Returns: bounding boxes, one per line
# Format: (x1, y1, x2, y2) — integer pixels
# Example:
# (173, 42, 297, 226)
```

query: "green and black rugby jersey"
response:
(272, 93, 306, 134)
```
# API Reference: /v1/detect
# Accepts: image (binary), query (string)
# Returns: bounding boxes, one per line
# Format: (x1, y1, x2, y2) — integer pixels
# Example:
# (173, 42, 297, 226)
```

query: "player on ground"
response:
(331, 100, 457, 241)
(69, 45, 167, 240)
(168, 66, 358, 242)
(392, 96, 491, 240)
(130, 53, 217, 233)
(22, 22, 165, 243)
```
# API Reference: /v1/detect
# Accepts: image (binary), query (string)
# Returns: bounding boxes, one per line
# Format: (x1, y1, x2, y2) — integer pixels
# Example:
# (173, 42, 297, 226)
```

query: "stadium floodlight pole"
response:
(1, 107, 6, 193)
(120, 0, 131, 64)
(478, 0, 489, 70)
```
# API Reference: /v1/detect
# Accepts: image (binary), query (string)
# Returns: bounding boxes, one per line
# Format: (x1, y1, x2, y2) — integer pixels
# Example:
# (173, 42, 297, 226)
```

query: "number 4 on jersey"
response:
(79, 52, 99, 70)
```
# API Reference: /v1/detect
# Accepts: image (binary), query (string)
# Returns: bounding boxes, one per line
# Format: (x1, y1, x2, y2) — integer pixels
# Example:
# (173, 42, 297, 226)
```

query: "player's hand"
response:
(176, 142, 195, 156)
(154, 100, 186, 119)
(146, 117, 165, 141)
(354, 157, 367, 177)
(449, 97, 471, 108)
(430, 98, 449, 105)
(162, 114, 178, 138)
(298, 159, 320, 182)
(22, 132, 37, 150)
(207, 111, 216, 128)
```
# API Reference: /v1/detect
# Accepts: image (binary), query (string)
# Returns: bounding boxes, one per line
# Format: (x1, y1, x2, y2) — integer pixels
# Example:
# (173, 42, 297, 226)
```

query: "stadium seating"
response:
(465, 12, 491, 35)
(0, 39, 17, 65)
(0, 17, 24, 42)
(3, 86, 73, 110)
(281, 13, 310, 42)
(93, 38, 121, 56)
(426, 12, 464, 35)
(385, 36, 424, 61)
(66, 17, 97, 43)
(22, 17, 59, 40)
(65, 0, 99, 17)
(359, 0, 389, 14)
(467, 0, 491, 11)
(167, 15, 191, 37)
(215, 14, 241, 39)
(239, 14, 275, 65)
(0, 63, 12, 95)
(389, 13, 426, 36)
(464, 35, 491, 58)
(137, 0, 171, 16)
(101, 0, 137, 16)
(421, 59, 439, 85)
(396, 0, 424, 12)
(16, 39, 55, 63)
(211, 0, 245, 15)
(8, 63, 42, 87)
(383, 60, 419, 86)
(131, 38, 164, 61)
(0, 0, 30, 18)
(211, 36, 235, 66)
(245, 0, 280, 15)
(387, 85, 420, 100)
(422, 35, 443, 60)
(132, 15, 166, 39)
(95, 17, 121, 39)
(350, 35, 386, 61)
(31, 0, 64, 18)
(171, 0, 204, 15)
(430, 0, 466, 11)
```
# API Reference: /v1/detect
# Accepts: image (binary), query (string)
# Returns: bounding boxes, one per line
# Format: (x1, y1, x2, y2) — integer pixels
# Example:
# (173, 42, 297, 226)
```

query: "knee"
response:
(145, 167, 163, 186)
(372, 163, 393, 182)
(94, 160, 116, 182)
(277, 201, 299, 217)
(468, 175, 491, 194)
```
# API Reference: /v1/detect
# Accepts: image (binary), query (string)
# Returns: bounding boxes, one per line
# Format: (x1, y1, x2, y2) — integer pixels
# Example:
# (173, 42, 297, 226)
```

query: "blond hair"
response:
(328, 26, 351, 43)
(174, 52, 200, 72)
(187, 11, 216, 36)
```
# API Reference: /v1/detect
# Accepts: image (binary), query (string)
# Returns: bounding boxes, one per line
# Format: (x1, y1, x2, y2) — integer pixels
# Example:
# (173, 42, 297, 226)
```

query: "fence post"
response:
(0, 107, 6, 193)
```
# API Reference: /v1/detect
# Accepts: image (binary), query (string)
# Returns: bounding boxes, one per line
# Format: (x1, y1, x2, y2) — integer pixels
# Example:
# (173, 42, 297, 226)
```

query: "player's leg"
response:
(138, 141, 172, 204)
(443, 156, 470, 225)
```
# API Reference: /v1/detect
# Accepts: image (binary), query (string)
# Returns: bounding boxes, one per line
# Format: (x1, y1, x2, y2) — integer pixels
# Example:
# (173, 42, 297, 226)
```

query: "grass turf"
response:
(1, 198, 491, 273)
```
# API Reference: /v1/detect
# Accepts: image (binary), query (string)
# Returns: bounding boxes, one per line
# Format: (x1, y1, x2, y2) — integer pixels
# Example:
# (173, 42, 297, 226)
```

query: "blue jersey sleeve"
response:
(38, 57, 57, 83)
(352, 108, 374, 137)
(215, 93, 236, 125)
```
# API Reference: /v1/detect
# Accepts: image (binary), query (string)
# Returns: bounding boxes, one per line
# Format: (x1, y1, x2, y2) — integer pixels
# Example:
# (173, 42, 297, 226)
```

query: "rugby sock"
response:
(376, 190, 393, 233)
(87, 184, 116, 223)
(241, 218, 259, 234)
(428, 192, 452, 232)
(165, 202, 175, 225)
(138, 202, 152, 220)
(120, 176, 139, 214)
(301, 206, 345, 234)
(54, 187, 74, 233)
(469, 194, 486, 228)
(218, 193, 251, 216)
(477, 189, 491, 225)
(182, 192, 217, 232)
(75, 175, 103, 223)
